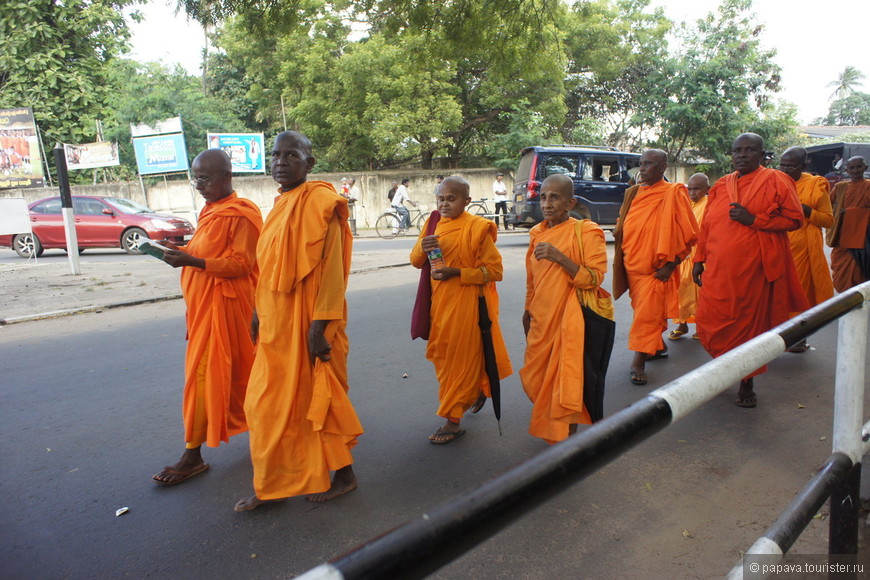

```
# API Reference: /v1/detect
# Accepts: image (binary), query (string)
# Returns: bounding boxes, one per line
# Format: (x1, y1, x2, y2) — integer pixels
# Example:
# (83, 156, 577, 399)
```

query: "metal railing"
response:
(298, 281, 870, 580)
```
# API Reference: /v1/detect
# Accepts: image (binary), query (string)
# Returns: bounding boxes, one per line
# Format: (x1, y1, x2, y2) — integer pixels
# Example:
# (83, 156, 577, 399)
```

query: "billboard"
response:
(64, 141, 120, 170)
(0, 107, 45, 189)
(131, 116, 183, 137)
(132, 133, 189, 175)
(207, 133, 265, 172)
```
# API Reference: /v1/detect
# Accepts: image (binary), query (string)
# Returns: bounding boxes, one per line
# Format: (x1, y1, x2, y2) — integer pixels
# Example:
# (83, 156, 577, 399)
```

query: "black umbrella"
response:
(581, 304, 615, 423)
(477, 294, 502, 435)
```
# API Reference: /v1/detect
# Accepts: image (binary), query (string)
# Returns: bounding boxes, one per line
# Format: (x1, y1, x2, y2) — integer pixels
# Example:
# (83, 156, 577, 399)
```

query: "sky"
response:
(127, 0, 870, 125)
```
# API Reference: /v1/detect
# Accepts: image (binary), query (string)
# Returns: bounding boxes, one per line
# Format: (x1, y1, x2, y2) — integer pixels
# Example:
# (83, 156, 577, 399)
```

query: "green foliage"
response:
(0, 0, 142, 182)
(818, 92, 870, 126)
(101, 59, 247, 178)
(826, 66, 865, 101)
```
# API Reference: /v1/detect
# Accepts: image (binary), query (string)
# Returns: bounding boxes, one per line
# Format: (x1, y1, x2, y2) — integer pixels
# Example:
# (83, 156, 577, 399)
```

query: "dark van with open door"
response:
(509, 145, 641, 229)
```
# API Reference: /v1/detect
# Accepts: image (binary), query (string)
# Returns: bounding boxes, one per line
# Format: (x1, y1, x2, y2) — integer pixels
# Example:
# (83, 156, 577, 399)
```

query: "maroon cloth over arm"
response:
(410, 210, 441, 340)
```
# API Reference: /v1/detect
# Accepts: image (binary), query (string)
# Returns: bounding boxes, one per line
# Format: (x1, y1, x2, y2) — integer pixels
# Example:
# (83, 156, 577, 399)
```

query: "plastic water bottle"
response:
(428, 247, 445, 270)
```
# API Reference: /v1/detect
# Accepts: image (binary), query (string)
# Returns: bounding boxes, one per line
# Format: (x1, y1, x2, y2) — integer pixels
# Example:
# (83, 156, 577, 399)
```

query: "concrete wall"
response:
(0, 164, 713, 228)
(0, 169, 512, 229)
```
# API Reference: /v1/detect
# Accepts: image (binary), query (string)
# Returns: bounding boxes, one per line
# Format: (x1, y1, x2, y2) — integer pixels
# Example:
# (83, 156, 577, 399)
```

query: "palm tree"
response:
(827, 66, 866, 100)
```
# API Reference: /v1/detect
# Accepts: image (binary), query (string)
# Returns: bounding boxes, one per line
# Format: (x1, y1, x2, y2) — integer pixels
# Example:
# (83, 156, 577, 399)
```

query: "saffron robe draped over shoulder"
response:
(695, 167, 809, 376)
(245, 181, 363, 500)
(675, 196, 708, 323)
(829, 179, 870, 292)
(787, 173, 833, 307)
(614, 180, 698, 355)
(180, 192, 262, 448)
(410, 212, 512, 420)
(520, 218, 608, 444)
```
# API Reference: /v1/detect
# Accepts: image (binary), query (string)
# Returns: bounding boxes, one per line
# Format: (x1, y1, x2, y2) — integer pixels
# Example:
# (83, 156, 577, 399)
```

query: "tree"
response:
(826, 66, 865, 101)
(819, 92, 870, 126)
(0, 0, 141, 148)
(101, 59, 247, 178)
(631, 0, 786, 170)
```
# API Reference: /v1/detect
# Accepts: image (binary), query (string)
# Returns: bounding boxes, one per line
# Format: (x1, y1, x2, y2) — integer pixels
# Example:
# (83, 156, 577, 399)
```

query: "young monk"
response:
(520, 174, 610, 443)
(410, 175, 512, 444)
(828, 156, 870, 292)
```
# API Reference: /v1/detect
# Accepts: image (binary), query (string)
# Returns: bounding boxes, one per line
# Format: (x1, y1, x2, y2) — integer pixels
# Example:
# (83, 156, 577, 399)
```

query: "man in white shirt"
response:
(392, 178, 417, 230)
(492, 172, 510, 230)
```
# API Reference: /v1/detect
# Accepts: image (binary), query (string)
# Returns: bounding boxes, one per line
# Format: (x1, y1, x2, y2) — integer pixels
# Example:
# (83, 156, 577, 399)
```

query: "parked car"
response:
(508, 145, 641, 229)
(0, 195, 195, 258)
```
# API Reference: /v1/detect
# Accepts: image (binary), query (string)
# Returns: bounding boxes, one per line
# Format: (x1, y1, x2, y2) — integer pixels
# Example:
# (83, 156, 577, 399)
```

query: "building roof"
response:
(799, 126, 870, 139)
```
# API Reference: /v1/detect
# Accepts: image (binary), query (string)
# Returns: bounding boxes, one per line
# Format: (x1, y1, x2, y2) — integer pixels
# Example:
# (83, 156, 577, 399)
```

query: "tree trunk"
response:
(421, 149, 433, 170)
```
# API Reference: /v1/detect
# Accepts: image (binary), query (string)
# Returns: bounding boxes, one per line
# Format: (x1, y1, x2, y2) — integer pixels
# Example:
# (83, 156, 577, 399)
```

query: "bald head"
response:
(639, 149, 668, 185)
(732, 133, 766, 175)
(846, 156, 868, 181)
(191, 149, 233, 202)
(541, 174, 574, 199)
(274, 130, 312, 154)
(440, 175, 470, 198)
(778, 147, 807, 181)
(271, 130, 315, 190)
(686, 173, 710, 202)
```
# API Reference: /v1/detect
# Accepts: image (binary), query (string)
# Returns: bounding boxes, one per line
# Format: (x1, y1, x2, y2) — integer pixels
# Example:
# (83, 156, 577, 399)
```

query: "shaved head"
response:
(191, 148, 233, 202)
(440, 175, 470, 199)
(274, 130, 312, 155)
(194, 148, 232, 173)
(734, 133, 765, 151)
(845, 156, 868, 181)
(732, 133, 766, 175)
(639, 149, 668, 185)
(778, 147, 808, 181)
(781, 146, 807, 164)
(686, 173, 710, 202)
(541, 174, 574, 199)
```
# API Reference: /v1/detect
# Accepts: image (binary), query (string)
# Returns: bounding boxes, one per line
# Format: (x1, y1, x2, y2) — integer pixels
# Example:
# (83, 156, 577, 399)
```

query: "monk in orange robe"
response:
(669, 173, 709, 341)
(777, 146, 834, 353)
(410, 176, 512, 444)
(693, 133, 809, 408)
(613, 149, 698, 386)
(521, 174, 610, 443)
(235, 131, 363, 511)
(152, 149, 262, 486)
(828, 156, 870, 292)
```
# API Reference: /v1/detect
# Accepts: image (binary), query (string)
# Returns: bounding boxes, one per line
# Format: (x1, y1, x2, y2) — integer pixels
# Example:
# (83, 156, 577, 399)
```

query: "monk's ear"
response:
(305, 155, 316, 172)
(463, 195, 471, 207)
(566, 195, 577, 210)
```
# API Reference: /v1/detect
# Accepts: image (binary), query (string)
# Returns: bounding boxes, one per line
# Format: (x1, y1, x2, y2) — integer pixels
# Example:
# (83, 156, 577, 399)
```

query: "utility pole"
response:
(54, 143, 81, 275)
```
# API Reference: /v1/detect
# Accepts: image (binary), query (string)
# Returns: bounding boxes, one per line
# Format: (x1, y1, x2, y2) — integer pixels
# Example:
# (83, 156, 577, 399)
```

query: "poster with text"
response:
(207, 133, 265, 172)
(64, 141, 120, 170)
(0, 107, 45, 189)
(132, 133, 189, 175)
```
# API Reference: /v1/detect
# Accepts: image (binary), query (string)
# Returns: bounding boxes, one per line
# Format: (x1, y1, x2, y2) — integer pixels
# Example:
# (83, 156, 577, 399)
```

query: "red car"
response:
(0, 195, 195, 258)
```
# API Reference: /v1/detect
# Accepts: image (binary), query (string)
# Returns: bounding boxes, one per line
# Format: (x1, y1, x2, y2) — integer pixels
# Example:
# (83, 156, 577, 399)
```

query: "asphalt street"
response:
(1, 235, 868, 579)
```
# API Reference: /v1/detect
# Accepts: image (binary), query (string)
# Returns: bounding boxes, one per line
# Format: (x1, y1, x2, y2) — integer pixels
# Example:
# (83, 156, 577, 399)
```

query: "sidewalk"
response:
(0, 232, 411, 324)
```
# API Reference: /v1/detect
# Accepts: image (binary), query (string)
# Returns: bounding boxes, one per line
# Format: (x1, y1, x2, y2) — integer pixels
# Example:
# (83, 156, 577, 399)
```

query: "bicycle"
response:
(466, 198, 512, 228)
(374, 205, 429, 239)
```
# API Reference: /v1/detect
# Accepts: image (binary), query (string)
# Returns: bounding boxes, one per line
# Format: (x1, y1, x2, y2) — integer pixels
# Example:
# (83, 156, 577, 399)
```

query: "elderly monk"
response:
(669, 173, 710, 341)
(152, 149, 262, 486)
(613, 149, 698, 386)
(778, 146, 834, 353)
(828, 156, 870, 292)
(235, 131, 363, 511)
(521, 174, 610, 443)
(693, 133, 809, 408)
(411, 176, 512, 444)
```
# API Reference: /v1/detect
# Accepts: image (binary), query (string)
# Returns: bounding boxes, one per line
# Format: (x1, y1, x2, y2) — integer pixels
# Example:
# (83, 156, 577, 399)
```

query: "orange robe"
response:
(615, 180, 698, 355)
(787, 173, 833, 307)
(695, 167, 809, 376)
(829, 179, 870, 292)
(410, 212, 512, 420)
(674, 196, 708, 323)
(180, 192, 262, 448)
(521, 218, 608, 444)
(245, 181, 363, 500)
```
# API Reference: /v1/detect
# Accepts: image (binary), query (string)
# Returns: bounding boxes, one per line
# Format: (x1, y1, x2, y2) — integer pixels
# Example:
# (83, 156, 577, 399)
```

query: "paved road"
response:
(0, 240, 868, 579)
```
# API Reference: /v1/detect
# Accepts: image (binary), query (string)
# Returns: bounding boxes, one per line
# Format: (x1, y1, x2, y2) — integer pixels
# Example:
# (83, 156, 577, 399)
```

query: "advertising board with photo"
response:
(207, 133, 265, 173)
(0, 107, 46, 189)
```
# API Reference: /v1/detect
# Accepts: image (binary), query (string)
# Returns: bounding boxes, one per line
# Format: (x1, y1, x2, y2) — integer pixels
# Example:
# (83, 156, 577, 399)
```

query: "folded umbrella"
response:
(477, 293, 502, 435)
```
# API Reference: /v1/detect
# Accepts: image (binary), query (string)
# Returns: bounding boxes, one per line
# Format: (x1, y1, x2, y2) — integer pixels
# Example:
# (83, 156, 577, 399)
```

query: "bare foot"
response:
(307, 466, 357, 503)
(568, 423, 578, 436)
(152, 447, 208, 486)
(233, 495, 283, 512)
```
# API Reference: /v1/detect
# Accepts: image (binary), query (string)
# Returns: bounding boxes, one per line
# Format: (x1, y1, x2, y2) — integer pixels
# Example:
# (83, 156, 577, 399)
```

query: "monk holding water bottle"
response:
(410, 176, 512, 444)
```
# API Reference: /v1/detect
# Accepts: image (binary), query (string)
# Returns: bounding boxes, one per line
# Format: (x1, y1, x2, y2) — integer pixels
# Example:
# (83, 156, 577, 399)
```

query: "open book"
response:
(138, 239, 171, 261)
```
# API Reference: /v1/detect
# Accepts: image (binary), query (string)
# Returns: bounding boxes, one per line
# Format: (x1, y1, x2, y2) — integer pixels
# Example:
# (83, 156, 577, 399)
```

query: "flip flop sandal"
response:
(152, 463, 210, 486)
(668, 330, 686, 340)
(429, 428, 466, 445)
(470, 394, 487, 414)
(630, 370, 648, 385)
(646, 350, 669, 361)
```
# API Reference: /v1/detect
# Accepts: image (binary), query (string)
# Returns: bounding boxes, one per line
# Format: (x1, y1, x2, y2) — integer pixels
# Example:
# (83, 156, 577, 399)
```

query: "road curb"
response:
(0, 262, 413, 325)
